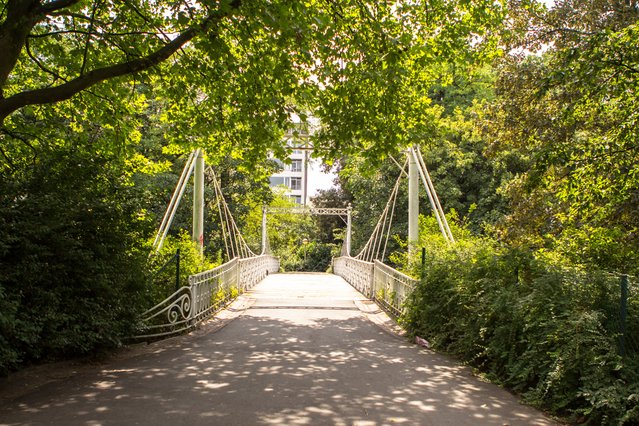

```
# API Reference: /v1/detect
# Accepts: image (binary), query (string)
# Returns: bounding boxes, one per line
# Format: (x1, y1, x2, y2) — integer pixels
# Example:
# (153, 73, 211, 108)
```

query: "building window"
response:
(290, 177, 302, 190)
(269, 176, 285, 187)
(290, 195, 302, 204)
(291, 159, 303, 172)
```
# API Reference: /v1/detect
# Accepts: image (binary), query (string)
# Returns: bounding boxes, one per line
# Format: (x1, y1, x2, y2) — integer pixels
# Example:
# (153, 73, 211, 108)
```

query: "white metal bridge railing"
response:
(333, 256, 374, 296)
(333, 256, 418, 317)
(134, 254, 279, 340)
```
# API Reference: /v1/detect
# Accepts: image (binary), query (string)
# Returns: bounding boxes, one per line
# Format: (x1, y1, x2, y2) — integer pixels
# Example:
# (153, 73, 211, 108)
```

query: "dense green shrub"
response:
(0, 148, 152, 375)
(280, 241, 339, 272)
(402, 215, 639, 424)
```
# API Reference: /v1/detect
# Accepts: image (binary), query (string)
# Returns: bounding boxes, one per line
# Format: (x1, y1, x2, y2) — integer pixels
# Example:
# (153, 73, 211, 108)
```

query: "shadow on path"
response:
(0, 274, 556, 425)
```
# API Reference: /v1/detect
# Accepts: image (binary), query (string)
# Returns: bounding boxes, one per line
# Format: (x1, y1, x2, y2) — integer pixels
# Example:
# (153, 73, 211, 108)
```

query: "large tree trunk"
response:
(0, 0, 41, 97)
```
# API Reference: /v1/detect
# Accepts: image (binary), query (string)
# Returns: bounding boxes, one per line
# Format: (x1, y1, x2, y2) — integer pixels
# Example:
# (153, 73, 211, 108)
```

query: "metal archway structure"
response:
(262, 205, 352, 256)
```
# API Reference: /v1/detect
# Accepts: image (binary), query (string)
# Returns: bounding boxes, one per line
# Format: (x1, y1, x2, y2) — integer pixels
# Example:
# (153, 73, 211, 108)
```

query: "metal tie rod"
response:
(153, 150, 199, 252)
(409, 147, 453, 243)
(414, 146, 454, 242)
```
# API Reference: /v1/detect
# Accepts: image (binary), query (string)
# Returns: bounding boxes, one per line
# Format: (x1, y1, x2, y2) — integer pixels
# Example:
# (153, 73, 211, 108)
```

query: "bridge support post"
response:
(261, 204, 268, 254)
(193, 149, 204, 255)
(408, 149, 419, 254)
(346, 203, 352, 256)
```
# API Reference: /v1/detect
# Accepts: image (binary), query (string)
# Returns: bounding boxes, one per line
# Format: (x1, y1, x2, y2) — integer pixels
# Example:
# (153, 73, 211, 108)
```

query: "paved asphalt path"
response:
(0, 273, 557, 425)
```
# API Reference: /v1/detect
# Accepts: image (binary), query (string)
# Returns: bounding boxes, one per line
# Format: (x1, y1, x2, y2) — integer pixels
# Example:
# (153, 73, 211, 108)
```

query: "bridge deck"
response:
(0, 273, 555, 425)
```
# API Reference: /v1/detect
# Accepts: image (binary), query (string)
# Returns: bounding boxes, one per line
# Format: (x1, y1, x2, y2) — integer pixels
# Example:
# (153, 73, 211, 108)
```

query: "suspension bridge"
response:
(0, 147, 556, 425)
(138, 146, 449, 340)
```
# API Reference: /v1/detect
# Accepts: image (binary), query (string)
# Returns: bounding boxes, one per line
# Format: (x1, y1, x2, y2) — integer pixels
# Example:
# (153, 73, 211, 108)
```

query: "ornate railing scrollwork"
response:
(167, 292, 192, 324)
(266, 206, 349, 216)
(133, 255, 280, 340)
(135, 286, 193, 339)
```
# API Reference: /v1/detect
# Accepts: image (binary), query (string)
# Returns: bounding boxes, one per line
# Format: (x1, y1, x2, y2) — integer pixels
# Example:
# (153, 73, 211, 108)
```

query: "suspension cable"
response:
(353, 166, 404, 261)
(209, 168, 231, 261)
(415, 146, 454, 242)
(381, 161, 404, 261)
(409, 147, 449, 243)
(412, 146, 454, 243)
(375, 170, 403, 260)
(207, 166, 256, 260)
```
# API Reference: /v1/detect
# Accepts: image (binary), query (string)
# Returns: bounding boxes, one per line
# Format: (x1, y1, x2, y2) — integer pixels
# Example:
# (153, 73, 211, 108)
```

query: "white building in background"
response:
(269, 125, 310, 205)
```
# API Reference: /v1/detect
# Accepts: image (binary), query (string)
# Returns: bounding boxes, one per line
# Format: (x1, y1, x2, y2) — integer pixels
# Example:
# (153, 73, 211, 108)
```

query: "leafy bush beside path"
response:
(402, 216, 639, 424)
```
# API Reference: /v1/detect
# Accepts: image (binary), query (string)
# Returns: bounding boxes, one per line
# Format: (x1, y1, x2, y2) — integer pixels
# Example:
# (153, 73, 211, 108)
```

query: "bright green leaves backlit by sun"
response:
(0, 0, 506, 170)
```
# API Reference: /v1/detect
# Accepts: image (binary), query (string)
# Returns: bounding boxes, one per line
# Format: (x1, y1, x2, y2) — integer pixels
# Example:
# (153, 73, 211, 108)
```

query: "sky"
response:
(307, 158, 337, 199)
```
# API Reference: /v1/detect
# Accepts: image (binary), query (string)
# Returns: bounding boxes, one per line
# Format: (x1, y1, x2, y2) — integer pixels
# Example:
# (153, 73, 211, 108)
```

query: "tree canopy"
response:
(1, 0, 504, 166)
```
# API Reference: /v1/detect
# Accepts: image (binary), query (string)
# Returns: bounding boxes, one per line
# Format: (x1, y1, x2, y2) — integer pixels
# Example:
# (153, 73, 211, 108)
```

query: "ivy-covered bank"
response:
(401, 217, 639, 425)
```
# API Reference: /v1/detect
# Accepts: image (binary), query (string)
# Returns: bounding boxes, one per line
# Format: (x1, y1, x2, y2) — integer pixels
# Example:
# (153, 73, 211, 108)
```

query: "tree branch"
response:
(124, 0, 174, 43)
(48, 10, 101, 22)
(0, 0, 40, 95)
(28, 29, 162, 38)
(25, 36, 67, 83)
(80, 0, 100, 75)
(602, 59, 639, 75)
(0, 126, 39, 162)
(0, 0, 242, 124)
(40, 0, 82, 13)
(0, 143, 17, 172)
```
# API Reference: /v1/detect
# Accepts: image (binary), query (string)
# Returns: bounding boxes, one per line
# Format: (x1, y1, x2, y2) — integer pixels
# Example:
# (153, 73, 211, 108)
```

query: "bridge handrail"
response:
(238, 255, 280, 291)
(189, 258, 240, 324)
(133, 254, 279, 340)
(372, 260, 418, 316)
(333, 256, 374, 296)
(333, 256, 418, 316)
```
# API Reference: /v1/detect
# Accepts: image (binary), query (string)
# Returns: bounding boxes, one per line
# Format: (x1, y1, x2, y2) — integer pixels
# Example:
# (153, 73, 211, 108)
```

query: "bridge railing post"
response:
(619, 274, 628, 357)
(371, 261, 378, 300)
(236, 257, 242, 292)
(346, 203, 352, 257)
(189, 278, 198, 323)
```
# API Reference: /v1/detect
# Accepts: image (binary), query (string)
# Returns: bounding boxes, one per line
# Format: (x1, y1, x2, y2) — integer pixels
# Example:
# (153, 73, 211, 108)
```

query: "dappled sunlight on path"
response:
(0, 273, 556, 425)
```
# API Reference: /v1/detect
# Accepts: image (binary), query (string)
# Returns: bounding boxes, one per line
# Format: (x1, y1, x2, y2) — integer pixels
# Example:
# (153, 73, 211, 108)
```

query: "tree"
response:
(1, 0, 506, 165)
(310, 186, 351, 244)
(420, 65, 514, 232)
(0, 0, 508, 372)
(0, 0, 241, 123)
(483, 0, 639, 272)
(333, 63, 510, 258)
